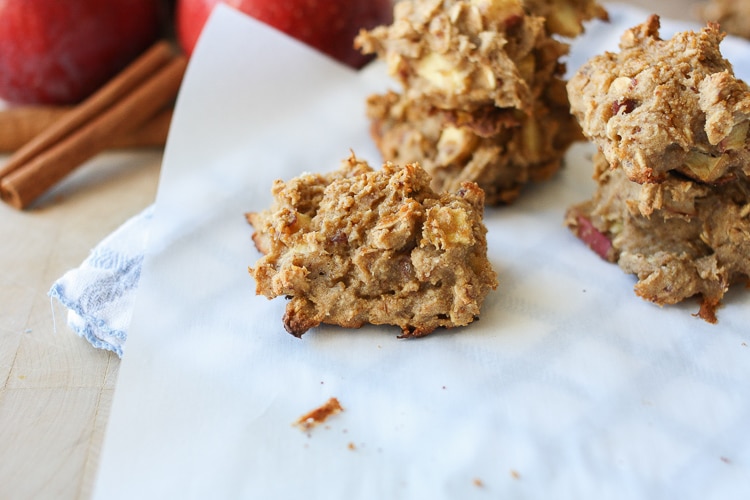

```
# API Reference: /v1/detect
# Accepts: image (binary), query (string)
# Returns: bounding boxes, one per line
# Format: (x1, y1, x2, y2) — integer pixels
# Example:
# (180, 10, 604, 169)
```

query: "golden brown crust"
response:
(248, 153, 498, 337)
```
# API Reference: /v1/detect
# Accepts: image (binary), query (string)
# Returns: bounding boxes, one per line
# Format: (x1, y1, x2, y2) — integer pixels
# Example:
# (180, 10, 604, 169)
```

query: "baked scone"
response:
(567, 15, 750, 184)
(356, 0, 606, 205)
(698, 0, 750, 40)
(247, 154, 498, 337)
(566, 16, 750, 322)
(566, 152, 750, 322)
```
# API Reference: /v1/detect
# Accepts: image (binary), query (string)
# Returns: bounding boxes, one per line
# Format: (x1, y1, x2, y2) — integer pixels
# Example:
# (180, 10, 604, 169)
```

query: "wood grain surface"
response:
(1, 151, 159, 499)
(0, 1, 714, 498)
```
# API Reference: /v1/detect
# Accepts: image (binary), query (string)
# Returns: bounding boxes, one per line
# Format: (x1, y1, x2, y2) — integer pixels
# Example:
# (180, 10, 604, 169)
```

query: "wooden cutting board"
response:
(0, 150, 161, 499)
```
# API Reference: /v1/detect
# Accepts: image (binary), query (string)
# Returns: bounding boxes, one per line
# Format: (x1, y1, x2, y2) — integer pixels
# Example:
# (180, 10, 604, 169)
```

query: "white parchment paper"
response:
(93, 4, 750, 499)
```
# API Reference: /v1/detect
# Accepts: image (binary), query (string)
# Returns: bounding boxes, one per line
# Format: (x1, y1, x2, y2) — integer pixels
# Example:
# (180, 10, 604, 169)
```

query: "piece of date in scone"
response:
(247, 154, 498, 337)
(566, 16, 750, 322)
(355, 0, 606, 205)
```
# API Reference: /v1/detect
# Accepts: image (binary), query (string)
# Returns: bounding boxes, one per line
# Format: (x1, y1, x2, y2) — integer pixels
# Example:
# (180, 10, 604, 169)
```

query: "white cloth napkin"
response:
(49, 206, 152, 357)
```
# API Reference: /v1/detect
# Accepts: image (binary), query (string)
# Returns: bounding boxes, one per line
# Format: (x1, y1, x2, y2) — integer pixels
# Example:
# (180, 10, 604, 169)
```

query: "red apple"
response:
(175, 0, 393, 68)
(0, 0, 163, 105)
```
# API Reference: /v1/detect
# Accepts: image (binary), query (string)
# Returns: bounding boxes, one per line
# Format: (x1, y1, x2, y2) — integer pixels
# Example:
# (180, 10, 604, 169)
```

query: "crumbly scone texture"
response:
(567, 15, 750, 184)
(247, 154, 498, 337)
(366, 83, 579, 204)
(699, 0, 750, 40)
(566, 152, 750, 322)
(355, 0, 605, 205)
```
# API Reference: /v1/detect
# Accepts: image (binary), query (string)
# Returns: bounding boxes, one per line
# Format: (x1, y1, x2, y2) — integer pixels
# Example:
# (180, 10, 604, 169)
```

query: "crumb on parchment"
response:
(293, 397, 344, 431)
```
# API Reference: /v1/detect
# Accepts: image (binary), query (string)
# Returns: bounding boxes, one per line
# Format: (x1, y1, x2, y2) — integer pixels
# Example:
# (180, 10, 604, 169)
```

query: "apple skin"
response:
(176, 0, 393, 68)
(0, 0, 162, 105)
(572, 213, 614, 261)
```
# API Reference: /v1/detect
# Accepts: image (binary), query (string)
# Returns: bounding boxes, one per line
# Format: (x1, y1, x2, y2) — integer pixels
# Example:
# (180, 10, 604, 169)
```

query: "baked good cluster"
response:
(247, 1, 750, 336)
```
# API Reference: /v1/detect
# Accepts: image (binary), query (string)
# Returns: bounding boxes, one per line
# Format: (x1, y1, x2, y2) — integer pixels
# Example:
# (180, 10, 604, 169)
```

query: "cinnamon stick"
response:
(0, 54, 187, 209)
(0, 41, 175, 181)
(0, 106, 172, 152)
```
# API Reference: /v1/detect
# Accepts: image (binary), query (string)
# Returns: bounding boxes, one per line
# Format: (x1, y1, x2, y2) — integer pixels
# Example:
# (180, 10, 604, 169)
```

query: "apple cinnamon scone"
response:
(567, 15, 750, 184)
(565, 16, 750, 322)
(698, 0, 750, 40)
(247, 154, 498, 337)
(355, 0, 606, 205)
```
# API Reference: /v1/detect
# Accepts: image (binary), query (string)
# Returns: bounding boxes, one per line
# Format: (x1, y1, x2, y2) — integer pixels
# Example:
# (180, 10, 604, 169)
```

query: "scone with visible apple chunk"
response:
(247, 154, 498, 337)
(567, 15, 750, 184)
(355, 0, 606, 204)
(565, 16, 750, 322)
